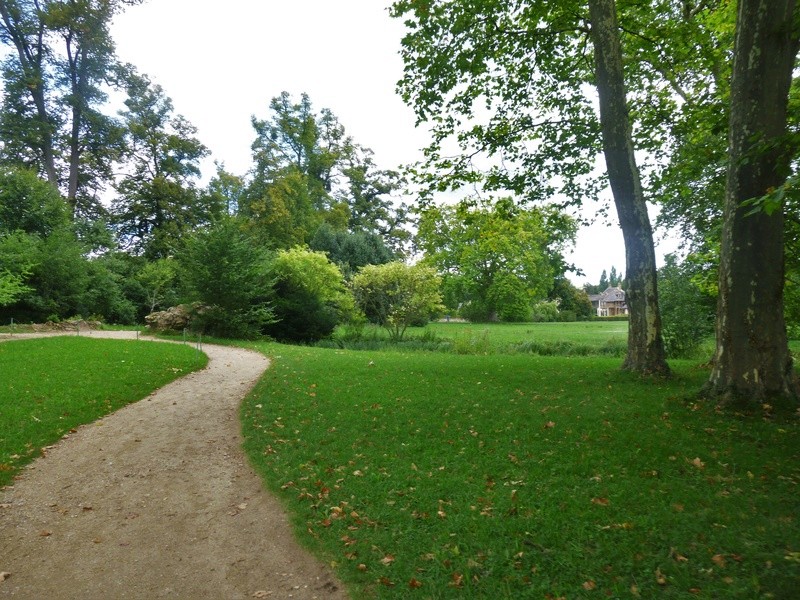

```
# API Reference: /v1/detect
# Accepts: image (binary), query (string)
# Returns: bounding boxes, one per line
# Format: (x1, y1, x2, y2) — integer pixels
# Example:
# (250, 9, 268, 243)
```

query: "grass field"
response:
(326, 320, 633, 356)
(240, 339, 800, 599)
(0, 336, 207, 487)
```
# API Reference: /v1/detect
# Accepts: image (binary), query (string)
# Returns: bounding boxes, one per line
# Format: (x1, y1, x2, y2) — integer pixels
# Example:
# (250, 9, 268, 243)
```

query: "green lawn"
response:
(240, 340, 800, 599)
(0, 336, 207, 486)
(328, 320, 634, 357)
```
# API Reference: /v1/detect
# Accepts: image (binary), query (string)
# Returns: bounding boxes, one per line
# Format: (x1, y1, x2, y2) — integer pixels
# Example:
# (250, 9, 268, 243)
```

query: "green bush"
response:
(658, 254, 715, 358)
(529, 300, 559, 322)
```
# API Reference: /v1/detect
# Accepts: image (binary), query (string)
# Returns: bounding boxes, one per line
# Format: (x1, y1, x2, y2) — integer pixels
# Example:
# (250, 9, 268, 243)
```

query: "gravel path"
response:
(0, 331, 346, 599)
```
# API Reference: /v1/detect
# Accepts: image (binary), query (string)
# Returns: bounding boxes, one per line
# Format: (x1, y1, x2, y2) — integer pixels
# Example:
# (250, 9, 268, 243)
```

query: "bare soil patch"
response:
(0, 331, 345, 599)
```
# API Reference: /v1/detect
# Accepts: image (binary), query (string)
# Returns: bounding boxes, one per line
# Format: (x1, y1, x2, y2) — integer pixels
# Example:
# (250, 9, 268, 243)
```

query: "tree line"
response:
(0, 1, 590, 341)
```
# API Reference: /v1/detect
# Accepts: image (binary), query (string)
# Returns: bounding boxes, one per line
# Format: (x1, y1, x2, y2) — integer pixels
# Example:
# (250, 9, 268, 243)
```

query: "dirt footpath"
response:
(0, 331, 346, 599)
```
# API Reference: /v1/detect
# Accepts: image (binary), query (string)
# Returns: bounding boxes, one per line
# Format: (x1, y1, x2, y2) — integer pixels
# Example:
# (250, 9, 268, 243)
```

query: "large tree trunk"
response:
(705, 0, 799, 404)
(589, 0, 670, 375)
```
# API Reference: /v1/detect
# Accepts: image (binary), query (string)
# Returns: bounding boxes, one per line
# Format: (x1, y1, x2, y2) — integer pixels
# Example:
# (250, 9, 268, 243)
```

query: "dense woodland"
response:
(0, 0, 797, 403)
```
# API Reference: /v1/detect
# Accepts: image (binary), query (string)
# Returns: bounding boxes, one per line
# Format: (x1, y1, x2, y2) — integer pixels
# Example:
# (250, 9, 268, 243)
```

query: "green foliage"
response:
(0, 166, 68, 235)
(244, 92, 409, 252)
(178, 218, 274, 339)
(309, 222, 394, 278)
(658, 254, 716, 359)
(266, 247, 354, 343)
(82, 257, 138, 325)
(0, 268, 29, 306)
(0, 0, 133, 214)
(0, 336, 206, 486)
(352, 261, 444, 341)
(529, 300, 560, 323)
(136, 257, 178, 314)
(549, 277, 594, 320)
(417, 197, 573, 322)
(112, 73, 211, 259)
(0, 227, 98, 322)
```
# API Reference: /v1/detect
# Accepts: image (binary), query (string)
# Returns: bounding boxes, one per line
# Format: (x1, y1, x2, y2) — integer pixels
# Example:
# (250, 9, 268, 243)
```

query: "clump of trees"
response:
(0, 2, 583, 340)
(416, 196, 584, 322)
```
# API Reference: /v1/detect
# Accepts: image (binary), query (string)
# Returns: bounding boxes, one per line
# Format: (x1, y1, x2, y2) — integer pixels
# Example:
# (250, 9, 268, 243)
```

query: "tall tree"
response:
(705, 0, 799, 403)
(246, 91, 351, 243)
(0, 0, 58, 185)
(391, 0, 669, 373)
(589, 0, 668, 373)
(111, 73, 210, 259)
(0, 0, 138, 215)
(246, 92, 409, 250)
(417, 197, 574, 322)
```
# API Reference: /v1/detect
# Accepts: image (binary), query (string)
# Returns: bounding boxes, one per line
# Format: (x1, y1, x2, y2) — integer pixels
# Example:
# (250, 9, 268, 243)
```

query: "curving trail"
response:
(0, 331, 345, 599)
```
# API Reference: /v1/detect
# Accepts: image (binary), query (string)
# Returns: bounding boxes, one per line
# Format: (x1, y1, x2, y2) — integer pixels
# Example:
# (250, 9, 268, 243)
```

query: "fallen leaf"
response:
(691, 457, 705, 470)
(544, 421, 556, 429)
(689, 587, 702, 594)
(582, 579, 597, 590)
(655, 568, 667, 585)
(380, 554, 396, 566)
(711, 554, 727, 568)
(408, 578, 423, 589)
(449, 572, 464, 588)
(591, 497, 610, 506)
(670, 547, 689, 562)
(357, 563, 367, 572)
(38, 530, 52, 537)
(379, 576, 394, 587)
(252, 591, 271, 598)
(0, 572, 10, 582)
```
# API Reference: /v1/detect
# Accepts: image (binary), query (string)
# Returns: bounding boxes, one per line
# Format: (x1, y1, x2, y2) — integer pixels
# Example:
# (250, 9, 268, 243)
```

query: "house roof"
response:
(599, 286, 625, 302)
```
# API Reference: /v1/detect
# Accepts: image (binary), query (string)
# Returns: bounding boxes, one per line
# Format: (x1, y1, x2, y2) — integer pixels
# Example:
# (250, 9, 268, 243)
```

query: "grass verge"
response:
(0, 336, 207, 487)
(241, 342, 800, 599)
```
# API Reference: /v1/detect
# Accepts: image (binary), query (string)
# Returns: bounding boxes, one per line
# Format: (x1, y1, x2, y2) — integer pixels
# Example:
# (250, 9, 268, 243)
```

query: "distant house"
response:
(588, 286, 628, 317)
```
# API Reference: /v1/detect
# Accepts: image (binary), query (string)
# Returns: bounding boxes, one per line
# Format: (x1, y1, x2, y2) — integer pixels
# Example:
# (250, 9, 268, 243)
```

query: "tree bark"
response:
(705, 0, 799, 404)
(588, 0, 670, 375)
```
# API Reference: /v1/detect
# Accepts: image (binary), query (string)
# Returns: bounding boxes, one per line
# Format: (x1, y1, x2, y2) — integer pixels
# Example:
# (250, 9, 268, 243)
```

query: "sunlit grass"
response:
(241, 342, 800, 599)
(0, 336, 207, 486)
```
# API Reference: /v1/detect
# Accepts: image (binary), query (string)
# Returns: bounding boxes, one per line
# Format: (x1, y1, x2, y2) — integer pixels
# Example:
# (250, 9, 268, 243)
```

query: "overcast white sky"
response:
(108, 0, 674, 287)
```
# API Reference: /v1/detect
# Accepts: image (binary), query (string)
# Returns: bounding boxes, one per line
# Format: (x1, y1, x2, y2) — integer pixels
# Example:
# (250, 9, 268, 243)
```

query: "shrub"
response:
(352, 262, 444, 341)
(530, 300, 560, 322)
(266, 247, 354, 343)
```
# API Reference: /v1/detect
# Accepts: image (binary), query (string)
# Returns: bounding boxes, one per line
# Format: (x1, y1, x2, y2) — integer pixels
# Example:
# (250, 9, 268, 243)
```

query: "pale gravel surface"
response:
(0, 331, 346, 599)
